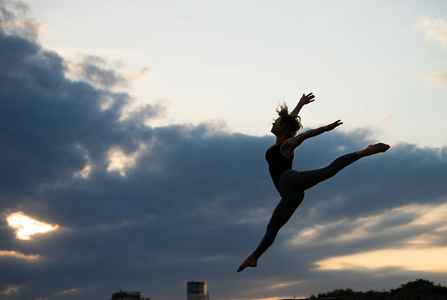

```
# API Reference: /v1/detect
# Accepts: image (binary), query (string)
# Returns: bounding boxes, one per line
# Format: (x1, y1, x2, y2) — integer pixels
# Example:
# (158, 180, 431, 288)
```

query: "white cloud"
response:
(418, 18, 447, 87)
(419, 18, 447, 45)
(426, 71, 447, 87)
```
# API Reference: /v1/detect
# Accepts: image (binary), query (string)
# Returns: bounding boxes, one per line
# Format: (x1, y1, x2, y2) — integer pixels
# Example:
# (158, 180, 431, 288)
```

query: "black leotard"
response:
(265, 142, 293, 190)
(253, 147, 359, 259)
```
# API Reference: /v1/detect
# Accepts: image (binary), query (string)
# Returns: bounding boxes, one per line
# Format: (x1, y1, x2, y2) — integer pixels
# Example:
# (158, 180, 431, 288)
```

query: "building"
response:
(187, 281, 209, 300)
(111, 289, 150, 300)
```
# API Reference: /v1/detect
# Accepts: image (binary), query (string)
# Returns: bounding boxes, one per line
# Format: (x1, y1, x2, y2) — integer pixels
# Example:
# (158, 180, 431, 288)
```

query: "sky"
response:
(0, 0, 446, 300)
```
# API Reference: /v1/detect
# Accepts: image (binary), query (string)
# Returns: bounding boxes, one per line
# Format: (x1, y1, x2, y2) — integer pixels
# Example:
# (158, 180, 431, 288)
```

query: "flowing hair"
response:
(276, 103, 302, 138)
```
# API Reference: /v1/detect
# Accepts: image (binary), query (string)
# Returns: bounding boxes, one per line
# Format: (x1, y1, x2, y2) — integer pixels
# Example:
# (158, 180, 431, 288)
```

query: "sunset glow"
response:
(316, 247, 447, 272)
(107, 146, 142, 176)
(0, 250, 40, 260)
(7, 212, 58, 240)
(0, 285, 19, 296)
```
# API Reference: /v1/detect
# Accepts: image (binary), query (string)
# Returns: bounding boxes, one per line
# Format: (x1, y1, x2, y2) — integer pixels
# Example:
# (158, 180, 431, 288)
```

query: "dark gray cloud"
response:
(1, 5, 447, 300)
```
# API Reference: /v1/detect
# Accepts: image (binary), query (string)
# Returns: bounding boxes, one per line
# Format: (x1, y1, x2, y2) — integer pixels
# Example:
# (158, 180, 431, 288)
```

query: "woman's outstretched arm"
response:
(290, 93, 315, 117)
(281, 120, 342, 157)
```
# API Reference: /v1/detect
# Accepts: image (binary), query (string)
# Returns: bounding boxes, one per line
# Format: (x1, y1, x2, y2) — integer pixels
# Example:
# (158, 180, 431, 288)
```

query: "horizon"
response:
(111, 278, 447, 300)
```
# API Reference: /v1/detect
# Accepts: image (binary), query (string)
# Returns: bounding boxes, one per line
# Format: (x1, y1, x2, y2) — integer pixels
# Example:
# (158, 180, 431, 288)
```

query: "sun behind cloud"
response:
(6, 212, 58, 240)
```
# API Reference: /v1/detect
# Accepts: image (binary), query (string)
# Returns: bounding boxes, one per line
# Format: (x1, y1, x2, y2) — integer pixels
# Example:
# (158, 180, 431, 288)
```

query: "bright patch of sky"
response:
(0, 250, 40, 260)
(7, 212, 58, 240)
(316, 247, 447, 272)
(28, 0, 447, 148)
(107, 146, 143, 176)
(295, 202, 447, 272)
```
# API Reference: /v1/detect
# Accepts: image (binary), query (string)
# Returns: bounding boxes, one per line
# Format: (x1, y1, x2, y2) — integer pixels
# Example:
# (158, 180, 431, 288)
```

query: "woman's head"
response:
(271, 103, 302, 138)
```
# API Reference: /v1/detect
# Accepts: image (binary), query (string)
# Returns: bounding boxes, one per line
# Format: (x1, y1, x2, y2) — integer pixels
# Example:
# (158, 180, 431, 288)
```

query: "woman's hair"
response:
(276, 103, 303, 138)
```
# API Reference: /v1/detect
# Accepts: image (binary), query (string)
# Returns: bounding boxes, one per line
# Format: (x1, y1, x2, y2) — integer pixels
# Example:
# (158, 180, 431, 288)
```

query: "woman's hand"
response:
(324, 120, 343, 131)
(298, 93, 315, 105)
(291, 92, 315, 117)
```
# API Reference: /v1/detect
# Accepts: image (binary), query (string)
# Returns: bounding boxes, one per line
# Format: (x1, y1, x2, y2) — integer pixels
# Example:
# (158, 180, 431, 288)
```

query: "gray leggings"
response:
(252, 152, 359, 259)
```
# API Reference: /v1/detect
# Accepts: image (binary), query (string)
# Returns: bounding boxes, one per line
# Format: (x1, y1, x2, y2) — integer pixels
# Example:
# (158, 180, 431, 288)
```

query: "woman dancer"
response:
(237, 93, 390, 272)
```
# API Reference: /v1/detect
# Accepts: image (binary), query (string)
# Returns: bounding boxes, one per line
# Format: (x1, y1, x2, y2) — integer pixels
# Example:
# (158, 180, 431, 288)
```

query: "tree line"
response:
(309, 279, 447, 298)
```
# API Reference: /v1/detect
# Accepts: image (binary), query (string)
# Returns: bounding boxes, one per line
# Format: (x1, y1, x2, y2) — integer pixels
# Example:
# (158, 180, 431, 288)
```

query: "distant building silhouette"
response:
(111, 289, 150, 300)
(187, 281, 209, 300)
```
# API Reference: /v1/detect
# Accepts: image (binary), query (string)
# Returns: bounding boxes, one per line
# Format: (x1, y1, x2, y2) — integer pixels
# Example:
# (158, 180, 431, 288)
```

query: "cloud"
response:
(316, 246, 447, 272)
(6, 212, 58, 240)
(1, 4, 447, 300)
(0, 0, 28, 12)
(426, 71, 447, 87)
(419, 18, 447, 45)
(59, 287, 81, 295)
(289, 203, 447, 248)
(0, 251, 40, 261)
(65, 54, 130, 89)
(0, 4, 38, 40)
(418, 18, 447, 87)
(0, 284, 19, 296)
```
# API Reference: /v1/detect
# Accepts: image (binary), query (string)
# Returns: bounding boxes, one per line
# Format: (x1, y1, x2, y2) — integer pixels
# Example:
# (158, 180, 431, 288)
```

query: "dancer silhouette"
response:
(237, 93, 390, 272)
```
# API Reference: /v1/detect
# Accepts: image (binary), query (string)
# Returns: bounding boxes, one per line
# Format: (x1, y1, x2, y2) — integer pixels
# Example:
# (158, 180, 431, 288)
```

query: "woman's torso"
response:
(265, 142, 293, 189)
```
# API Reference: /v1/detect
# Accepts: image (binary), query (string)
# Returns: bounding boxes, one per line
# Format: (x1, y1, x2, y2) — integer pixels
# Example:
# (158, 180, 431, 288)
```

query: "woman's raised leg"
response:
(291, 143, 390, 191)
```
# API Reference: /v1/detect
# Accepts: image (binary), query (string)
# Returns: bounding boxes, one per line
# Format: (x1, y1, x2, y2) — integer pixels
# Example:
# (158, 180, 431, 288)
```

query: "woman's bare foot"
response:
(357, 143, 390, 158)
(237, 254, 258, 272)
